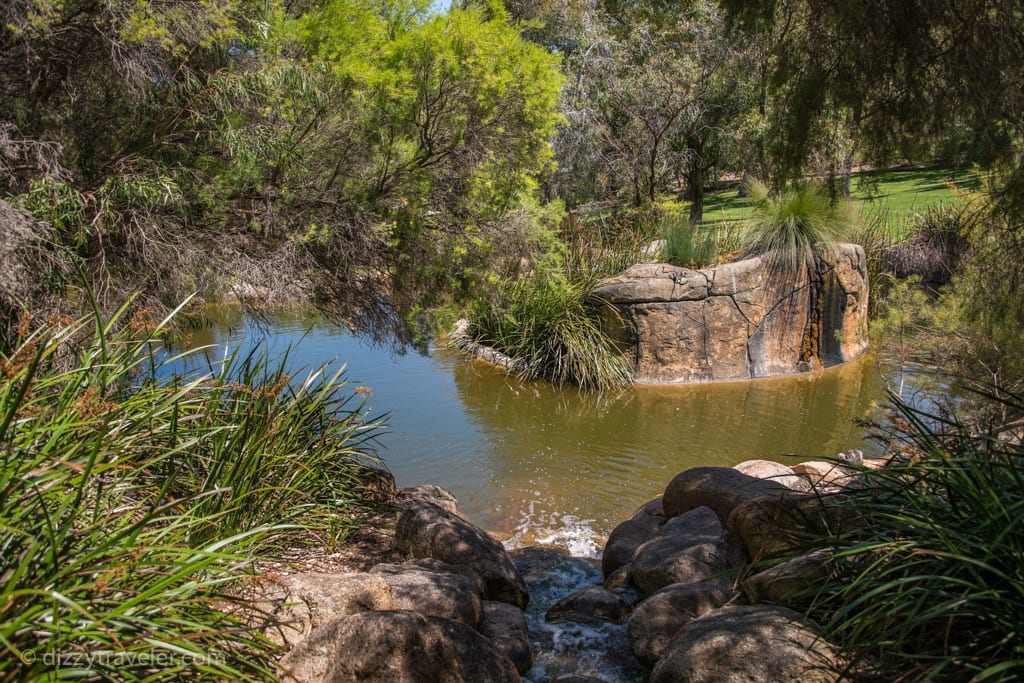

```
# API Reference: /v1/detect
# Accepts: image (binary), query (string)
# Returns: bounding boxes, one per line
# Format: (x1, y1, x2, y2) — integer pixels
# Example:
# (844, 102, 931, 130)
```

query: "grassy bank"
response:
(0, 299, 385, 680)
(703, 167, 978, 234)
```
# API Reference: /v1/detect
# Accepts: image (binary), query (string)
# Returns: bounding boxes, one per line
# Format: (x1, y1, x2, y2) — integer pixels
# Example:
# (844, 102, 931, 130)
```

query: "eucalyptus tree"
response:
(515, 0, 757, 222)
(717, 0, 1024, 194)
(0, 0, 564, 341)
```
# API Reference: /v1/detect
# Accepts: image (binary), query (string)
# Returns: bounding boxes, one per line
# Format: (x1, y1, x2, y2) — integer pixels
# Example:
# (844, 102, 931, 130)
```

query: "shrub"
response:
(880, 204, 973, 285)
(740, 180, 854, 276)
(458, 274, 633, 391)
(658, 214, 718, 268)
(0, 298, 384, 680)
(798, 395, 1024, 682)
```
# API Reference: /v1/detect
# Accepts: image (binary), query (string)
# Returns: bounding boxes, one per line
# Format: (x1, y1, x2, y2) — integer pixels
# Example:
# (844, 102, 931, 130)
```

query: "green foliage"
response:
(559, 209, 657, 285)
(460, 273, 633, 391)
(740, 180, 854, 275)
(867, 185, 1024, 416)
(0, 298, 384, 679)
(657, 213, 718, 268)
(798, 396, 1024, 681)
(718, 0, 1024, 191)
(1, 0, 566, 340)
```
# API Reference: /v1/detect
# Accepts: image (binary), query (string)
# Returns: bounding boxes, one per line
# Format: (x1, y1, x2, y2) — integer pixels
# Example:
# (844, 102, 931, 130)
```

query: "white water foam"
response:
(502, 499, 603, 558)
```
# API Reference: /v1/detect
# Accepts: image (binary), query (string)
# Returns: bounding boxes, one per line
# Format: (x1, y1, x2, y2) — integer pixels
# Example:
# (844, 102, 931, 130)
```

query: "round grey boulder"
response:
(631, 506, 731, 595)
(650, 605, 843, 683)
(663, 467, 791, 522)
(395, 500, 529, 608)
(627, 582, 736, 667)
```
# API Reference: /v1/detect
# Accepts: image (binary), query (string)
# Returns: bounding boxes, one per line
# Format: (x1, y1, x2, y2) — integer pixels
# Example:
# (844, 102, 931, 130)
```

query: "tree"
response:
(0, 0, 564, 342)
(717, 0, 1024, 194)
(516, 0, 756, 221)
(274, 1, 564, 334)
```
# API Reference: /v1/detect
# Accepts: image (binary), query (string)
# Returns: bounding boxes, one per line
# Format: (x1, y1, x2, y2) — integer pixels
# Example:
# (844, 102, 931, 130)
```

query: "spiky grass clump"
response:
(880, 203, 973, 285)
(658, 214, 718, 268)
(741, 180, 854, 276)
(460, 275, 632, 391)
(799, 396, 1024, 682)
(0, 299, 384, 680)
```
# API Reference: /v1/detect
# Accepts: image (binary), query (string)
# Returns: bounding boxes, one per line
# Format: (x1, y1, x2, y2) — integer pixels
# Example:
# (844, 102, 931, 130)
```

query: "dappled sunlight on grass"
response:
(703, 168, 979, 235)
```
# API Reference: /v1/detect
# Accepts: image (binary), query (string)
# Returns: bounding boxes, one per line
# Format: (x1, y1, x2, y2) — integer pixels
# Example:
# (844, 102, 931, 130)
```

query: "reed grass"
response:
(0, 296, 384, 680)
(658, 214, 718, 268)
(799, 395, 1024, 682)
(460, 275, 633, 391)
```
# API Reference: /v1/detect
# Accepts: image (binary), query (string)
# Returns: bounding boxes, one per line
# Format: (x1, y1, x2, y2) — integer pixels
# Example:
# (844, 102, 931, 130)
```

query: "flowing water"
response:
(178, 305, 889, 680)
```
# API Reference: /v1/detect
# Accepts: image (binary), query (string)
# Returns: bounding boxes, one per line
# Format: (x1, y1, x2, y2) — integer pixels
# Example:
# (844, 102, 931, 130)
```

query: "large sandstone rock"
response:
(631, 506, 733, 595)
(601, 496, 666, 577)
(663, 466, 791, 522)
(367, 563, 483, 627)
(650, 605, 842, 683)
(395, 500, 529, 608)
(627, 582, 736, 666)
(478, 601, 533, 675)
(591, 244, 869, 383)
(278, 610, 520, 683)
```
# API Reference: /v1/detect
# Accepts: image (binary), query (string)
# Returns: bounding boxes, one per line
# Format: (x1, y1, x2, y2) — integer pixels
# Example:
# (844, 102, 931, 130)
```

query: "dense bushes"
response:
(0, 300, 384, 680)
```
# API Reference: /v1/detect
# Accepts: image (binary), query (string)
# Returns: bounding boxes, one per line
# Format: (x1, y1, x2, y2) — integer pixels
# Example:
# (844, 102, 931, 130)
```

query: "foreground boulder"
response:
(650, 605, 842, 683)
(742, 551, 830, 605)
(368, 563, 483, 627)
(626, 582, 736, 667)
(727, 491, 860, 560)
(395, 500, 529, 608)
(279, 610, 520, 683)
(478, 601, 533, 675)
(545, 585, 630, 625)
(733, 459, 810, 491)
(631, 506, 735, 595)
(601, 496, 667, 578)
(397, 484, 460, 514)
(263, 573, 398, 648)
(663, 467, 792, 521)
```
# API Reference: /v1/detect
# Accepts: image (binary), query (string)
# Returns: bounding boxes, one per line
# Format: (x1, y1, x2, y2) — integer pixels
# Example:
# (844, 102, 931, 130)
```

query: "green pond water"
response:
(182, 306, 886, 555)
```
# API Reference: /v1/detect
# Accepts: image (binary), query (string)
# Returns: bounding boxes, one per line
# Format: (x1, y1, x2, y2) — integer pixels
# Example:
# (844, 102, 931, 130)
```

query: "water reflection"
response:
(450, 353, 883, 543)
(171, 306, 885, 547)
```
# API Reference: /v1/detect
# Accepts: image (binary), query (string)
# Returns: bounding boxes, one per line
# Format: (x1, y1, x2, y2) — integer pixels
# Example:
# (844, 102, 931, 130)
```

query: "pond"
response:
(179, 305, 887, 554)
(178, 307, 888, 552)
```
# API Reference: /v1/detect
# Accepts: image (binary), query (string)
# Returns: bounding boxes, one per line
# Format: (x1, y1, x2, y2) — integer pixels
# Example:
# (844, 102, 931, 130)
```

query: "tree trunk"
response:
(841, 106, 862, 197)
(688, 164, 705, 225)
(686, 136, 706, 225)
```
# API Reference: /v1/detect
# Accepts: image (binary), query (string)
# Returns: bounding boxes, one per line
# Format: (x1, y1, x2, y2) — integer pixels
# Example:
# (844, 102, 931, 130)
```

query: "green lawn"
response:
(701, 167, 979, 233)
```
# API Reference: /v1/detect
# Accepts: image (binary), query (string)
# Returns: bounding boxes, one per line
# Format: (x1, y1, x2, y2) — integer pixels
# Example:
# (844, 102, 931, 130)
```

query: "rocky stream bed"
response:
(259, 453, 882, 682)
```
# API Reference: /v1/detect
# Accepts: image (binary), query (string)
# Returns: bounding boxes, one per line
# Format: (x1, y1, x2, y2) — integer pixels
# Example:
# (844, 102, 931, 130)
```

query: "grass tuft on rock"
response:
(740, 180, 854, 277)
(458, 274, 632, 392)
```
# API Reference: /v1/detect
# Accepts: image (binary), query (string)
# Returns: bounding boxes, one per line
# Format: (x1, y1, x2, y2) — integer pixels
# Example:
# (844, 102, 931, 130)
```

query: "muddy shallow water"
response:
(179, 306, 886, 549)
